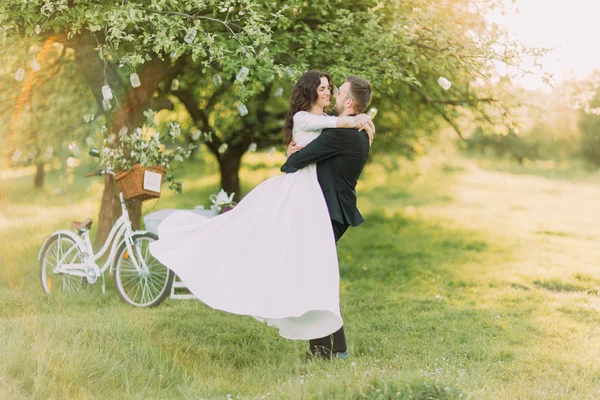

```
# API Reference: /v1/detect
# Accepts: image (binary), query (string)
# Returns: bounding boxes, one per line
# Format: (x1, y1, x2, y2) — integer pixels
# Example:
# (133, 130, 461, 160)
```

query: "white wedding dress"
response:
(149, 112, 342, 340)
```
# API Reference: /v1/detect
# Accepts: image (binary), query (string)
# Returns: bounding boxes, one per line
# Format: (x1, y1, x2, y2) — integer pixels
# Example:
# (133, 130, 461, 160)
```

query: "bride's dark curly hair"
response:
(283, 70, 332, 145)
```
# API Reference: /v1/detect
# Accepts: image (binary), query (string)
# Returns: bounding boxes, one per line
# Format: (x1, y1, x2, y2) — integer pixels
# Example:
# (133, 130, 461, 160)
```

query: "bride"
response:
(149, 70, 374, 340)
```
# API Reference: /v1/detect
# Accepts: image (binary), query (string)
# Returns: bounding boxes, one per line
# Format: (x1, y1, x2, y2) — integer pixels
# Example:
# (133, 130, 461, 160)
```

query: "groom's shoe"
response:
(332, 350, 349, 360)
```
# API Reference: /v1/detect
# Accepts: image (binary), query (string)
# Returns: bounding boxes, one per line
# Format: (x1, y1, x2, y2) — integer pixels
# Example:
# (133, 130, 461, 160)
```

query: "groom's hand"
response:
(287, 141, 304, 156)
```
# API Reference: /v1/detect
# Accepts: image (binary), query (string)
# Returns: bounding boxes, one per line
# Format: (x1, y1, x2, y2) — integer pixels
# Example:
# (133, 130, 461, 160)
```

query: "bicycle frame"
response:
(42, 193, 149, 280)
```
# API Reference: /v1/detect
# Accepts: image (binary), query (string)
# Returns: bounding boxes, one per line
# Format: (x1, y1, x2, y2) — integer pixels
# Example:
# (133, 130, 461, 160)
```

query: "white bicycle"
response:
(38, 159, 174, 307)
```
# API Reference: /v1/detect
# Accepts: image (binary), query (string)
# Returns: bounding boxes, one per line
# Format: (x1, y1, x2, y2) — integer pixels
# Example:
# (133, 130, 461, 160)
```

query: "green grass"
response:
(2, 153, 600, 399)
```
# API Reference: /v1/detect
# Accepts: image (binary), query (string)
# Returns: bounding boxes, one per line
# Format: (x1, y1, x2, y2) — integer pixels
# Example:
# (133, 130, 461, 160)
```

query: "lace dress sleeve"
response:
(293, 111, 338, 132)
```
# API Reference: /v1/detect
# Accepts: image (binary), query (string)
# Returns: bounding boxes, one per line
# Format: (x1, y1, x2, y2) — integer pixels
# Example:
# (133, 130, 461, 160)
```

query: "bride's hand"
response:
(355, 114, 375, 146)
(287, 141, 304, 156)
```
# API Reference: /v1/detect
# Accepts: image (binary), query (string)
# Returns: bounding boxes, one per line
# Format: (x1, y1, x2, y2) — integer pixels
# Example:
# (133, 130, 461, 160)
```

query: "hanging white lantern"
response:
(44, 146, 54, 158)
(101, 85, 113, 100)
(11, 149, 22, 162)
(218, 143, 228, 154)
(171, 79, 179, 91)
(68, 142, 80, 156)
(66, 157, 77, 168)
(236, 66, 249, 83)
(366, 107, 378, 119)
(248, 143, 257, 153)
(237, 103, 248, 116)
(191, 127, 202, 141)
(274, 87, 283, 97)
(130, 73, 141, 88)
(213, 75, 222, 86)
(437, 77, 452, 91)
(184, 28, 197, 43)
(15, 68, 25, 81)
(30, 59, 41, 72)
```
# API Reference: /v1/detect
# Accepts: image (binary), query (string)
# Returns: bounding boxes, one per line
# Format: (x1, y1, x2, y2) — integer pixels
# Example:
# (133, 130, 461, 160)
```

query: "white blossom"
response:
(168, 122, 181, 137)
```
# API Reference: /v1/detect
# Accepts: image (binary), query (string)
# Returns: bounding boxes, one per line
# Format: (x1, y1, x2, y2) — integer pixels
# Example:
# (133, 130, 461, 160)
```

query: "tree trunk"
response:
(217, 147, 246, 202)
(96, 176, 142, 247)
(73, 32, 171, 245)
(34, 163, 44, 188)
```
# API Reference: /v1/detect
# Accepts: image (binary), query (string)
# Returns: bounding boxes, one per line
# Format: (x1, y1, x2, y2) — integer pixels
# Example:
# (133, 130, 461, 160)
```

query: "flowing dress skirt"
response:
(149, 164, 342, 340)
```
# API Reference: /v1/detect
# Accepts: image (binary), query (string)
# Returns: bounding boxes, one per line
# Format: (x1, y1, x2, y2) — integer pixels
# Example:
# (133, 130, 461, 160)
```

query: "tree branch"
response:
(409, 84, 496, 106)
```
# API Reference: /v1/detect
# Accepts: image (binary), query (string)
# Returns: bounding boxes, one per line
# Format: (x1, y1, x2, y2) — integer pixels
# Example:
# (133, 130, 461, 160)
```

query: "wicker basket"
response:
(114, 164, 166, 202)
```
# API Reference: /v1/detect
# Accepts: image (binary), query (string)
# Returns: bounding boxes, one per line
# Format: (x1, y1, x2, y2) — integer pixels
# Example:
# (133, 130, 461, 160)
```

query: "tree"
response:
(164, 0, 546, 198)
(1, 38, 99, 188)
(1, 0, 282, 242)
(579, 86, 600, 165)
(1, 0, 543, 241)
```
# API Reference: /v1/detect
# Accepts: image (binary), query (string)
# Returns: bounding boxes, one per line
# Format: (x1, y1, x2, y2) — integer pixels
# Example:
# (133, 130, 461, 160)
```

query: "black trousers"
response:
(309, 219, 349, 353)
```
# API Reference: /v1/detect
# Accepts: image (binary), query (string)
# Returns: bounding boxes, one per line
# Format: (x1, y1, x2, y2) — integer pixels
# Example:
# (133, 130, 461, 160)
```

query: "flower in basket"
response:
(209, 189, 236, 214)
(99, 111, 197, 195)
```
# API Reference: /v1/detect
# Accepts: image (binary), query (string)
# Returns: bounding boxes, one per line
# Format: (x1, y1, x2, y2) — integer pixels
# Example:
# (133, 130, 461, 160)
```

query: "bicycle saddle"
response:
(72, 218, 93, 230)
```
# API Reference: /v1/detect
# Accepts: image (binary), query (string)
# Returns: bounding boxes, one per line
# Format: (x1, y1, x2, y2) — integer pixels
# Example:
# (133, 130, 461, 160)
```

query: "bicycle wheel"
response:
(40, 234, 86, 294)
(113, 232, 174, 307)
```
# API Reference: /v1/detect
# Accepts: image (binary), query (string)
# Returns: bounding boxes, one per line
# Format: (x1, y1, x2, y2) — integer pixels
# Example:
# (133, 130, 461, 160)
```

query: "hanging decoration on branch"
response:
(184, 28, 197, 44)
(237, 103, 248, 116)
(236, 66, 249, 83)
(130, 73, 141, 88)
(101, 85, 113, 100)
(14, 68, 25, 81)
(30, 59, 41, 72)
(437, 77, 452, 91)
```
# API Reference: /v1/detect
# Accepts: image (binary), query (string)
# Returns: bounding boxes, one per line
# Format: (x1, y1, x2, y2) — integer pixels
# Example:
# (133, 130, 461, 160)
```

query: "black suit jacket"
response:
(280, 127, 370, 226)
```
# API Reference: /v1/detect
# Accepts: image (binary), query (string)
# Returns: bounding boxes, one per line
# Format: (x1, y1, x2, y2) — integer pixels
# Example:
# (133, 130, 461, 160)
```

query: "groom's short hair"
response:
(346, 76, 372, 113)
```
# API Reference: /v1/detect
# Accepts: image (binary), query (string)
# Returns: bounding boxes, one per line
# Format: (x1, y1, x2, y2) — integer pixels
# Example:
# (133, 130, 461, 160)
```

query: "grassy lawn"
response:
(2, 152, 600, 399)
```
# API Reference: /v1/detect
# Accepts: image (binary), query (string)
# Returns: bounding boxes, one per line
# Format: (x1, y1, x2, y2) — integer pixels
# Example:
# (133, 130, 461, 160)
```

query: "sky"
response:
(489, 0, 600, 89)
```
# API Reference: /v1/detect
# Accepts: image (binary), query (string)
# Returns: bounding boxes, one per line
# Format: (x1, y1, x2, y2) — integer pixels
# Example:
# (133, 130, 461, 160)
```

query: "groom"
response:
(281, 75, 373, 359)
